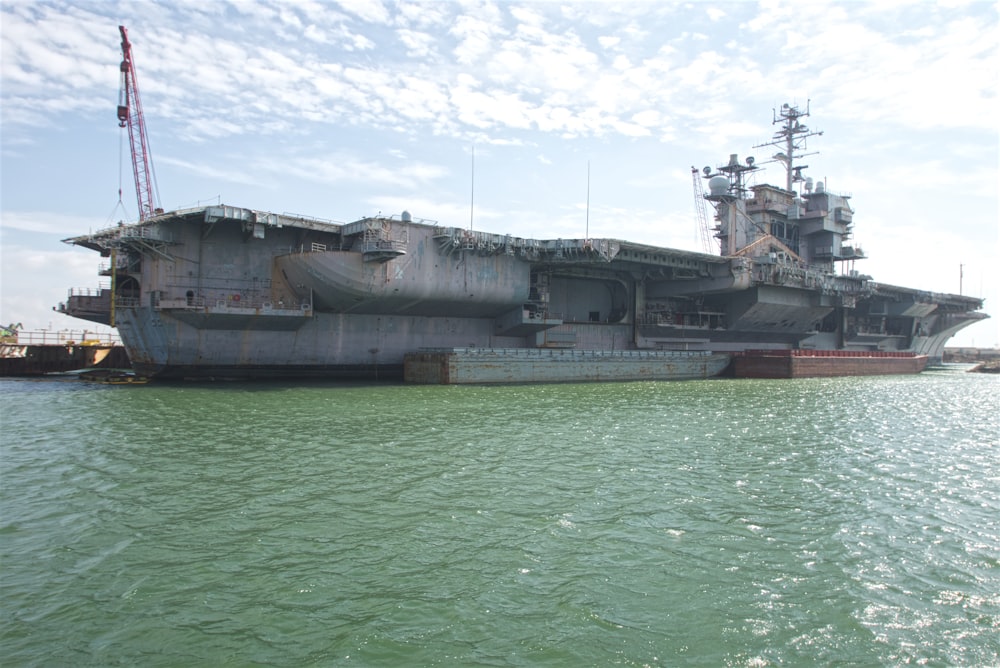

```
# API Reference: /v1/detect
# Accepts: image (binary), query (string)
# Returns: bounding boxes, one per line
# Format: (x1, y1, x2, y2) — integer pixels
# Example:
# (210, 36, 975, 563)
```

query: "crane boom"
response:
(117, 25, 159, 221)
(691, 167, 714, 254)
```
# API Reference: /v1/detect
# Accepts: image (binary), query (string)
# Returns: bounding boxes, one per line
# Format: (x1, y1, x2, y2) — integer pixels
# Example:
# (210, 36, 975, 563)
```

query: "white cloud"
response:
(395, 1, 451, 29)
(598, 35, 621, 49)
(156, 156, 268, 187)
(706, 7, 726, 22)
(1, 211, 108, 236)
(396, 28, 437, 58)
(254, 152, 448, 191)
(334, 0, 390, 24)
(304, 24, 332, 44)
(450, 10, 504, 65)
(5, 1, 991, 145)
(0, 243, 115, 335)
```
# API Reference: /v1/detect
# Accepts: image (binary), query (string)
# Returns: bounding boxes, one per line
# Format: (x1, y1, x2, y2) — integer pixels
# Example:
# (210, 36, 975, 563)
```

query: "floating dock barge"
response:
(0, 329, 130, 377)
(732, 349, 929, 379)
(404, 348, 731, 384)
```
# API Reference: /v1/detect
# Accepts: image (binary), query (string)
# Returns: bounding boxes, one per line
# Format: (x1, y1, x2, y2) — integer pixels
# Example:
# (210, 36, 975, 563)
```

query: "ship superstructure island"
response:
(55, 31, 987, 381)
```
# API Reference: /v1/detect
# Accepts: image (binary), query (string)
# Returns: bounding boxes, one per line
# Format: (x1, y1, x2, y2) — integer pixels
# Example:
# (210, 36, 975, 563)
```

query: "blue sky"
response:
(2, 0, 997, 347)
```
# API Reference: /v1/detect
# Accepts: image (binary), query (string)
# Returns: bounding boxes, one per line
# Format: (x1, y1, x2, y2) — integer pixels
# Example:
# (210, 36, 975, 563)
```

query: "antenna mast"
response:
(754, 101, 822, 192)
(469, 144, 475, 231)
(117, 25, 160, 221)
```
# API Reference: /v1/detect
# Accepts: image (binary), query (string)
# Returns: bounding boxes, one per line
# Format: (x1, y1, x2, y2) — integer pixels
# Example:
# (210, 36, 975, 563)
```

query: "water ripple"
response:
(1, 372, 998, 666)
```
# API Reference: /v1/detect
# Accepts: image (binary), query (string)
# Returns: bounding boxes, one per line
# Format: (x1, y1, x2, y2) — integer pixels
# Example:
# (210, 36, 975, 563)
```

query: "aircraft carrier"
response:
(58, 103, 987, 382)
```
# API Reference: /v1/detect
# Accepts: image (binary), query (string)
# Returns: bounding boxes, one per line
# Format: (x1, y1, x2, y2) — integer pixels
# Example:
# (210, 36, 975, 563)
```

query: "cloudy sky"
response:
(1, 0, 997, 347)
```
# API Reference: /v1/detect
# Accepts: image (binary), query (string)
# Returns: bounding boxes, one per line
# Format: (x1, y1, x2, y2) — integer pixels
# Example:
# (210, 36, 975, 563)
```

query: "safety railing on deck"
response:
(66, 286, 109, 298)
(2, 330, 121, 346)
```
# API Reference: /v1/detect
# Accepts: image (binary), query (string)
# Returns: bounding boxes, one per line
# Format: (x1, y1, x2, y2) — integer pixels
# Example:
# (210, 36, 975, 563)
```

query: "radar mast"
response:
(754, 102, 823, 192)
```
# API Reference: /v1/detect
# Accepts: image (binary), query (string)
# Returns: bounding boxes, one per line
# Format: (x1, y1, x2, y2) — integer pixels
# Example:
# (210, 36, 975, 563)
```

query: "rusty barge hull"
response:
(732, 350, 929, 378)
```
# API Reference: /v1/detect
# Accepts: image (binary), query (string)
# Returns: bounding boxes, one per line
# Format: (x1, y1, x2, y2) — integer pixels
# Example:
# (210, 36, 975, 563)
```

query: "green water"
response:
(1, 369, 998, 666)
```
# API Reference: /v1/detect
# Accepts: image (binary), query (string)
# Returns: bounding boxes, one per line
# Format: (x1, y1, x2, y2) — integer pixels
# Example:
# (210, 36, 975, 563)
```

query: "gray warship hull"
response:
(59, 202, 985, 382)
(58, 101, 988, 383)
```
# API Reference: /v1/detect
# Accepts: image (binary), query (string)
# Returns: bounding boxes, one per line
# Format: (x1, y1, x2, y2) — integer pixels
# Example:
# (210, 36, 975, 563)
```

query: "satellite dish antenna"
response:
(746, 156, 755, 166)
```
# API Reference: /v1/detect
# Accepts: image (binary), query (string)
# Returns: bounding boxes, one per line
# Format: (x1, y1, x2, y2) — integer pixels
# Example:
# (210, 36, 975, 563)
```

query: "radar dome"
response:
(708, 175, 729, 197)
(401, 210, 412, 222)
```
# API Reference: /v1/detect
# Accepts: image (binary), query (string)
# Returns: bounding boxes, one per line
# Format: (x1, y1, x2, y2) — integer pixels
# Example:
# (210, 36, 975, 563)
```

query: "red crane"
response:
(691, 167, 714, 254)
(117, 25, 160, 220)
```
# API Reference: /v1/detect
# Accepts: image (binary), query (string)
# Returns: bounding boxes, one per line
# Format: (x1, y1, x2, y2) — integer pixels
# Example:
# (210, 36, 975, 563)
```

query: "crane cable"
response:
(106, 125, 131, 226)
(118, 126, 124, 210)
